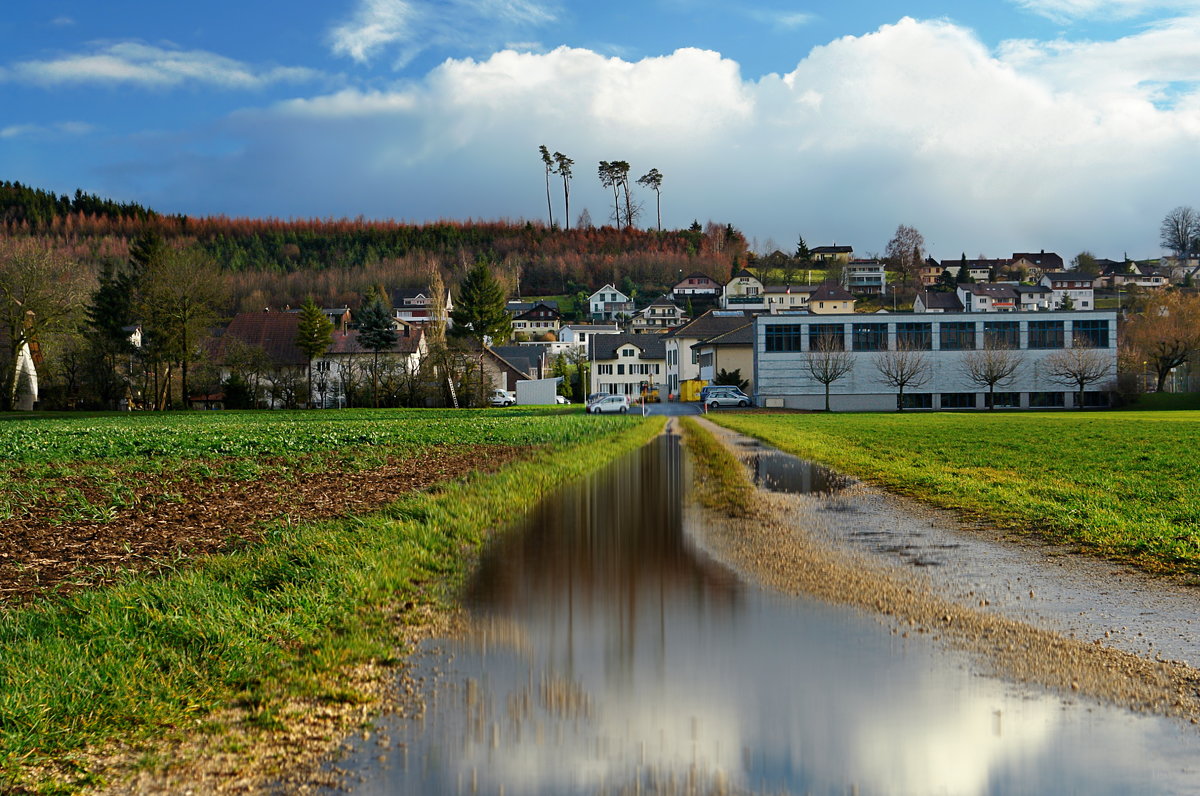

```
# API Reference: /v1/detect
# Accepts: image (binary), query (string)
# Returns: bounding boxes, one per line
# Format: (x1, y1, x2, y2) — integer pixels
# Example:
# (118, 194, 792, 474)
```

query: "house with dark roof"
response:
(511, 302, 562, 338)
(811, 245, 854, 264)
(913, 291, 964, 313)
(590, 333, 666, 398)
(763, 284, 820, 313)
(215, 310, 426, 408)
(844, 259, 887, 294)
(956, 283, 1020, 312)
(692, 322, 755, 393)
(809, 281, 856, 314)
(662, 309, 755, 396)
(588, 284, 633, 321)
(1012, 251, 1064, 278)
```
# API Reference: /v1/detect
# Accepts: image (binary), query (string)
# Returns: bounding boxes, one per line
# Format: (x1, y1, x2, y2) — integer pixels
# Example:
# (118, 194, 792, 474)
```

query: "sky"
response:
(4, 0, 1200, 261)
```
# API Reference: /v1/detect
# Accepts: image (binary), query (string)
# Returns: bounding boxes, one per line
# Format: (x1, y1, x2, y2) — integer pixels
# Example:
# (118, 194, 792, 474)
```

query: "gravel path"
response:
(689, 418, 1200, 725)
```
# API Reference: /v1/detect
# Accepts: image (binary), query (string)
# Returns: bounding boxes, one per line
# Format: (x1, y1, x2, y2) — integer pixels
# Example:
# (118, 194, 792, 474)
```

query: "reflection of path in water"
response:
(326, 430, 1200, 795)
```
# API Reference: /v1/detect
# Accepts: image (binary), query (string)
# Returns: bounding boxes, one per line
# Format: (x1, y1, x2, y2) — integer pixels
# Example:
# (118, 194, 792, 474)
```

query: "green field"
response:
(0, 409, 661, 792)
(708, 411, 1200, 574)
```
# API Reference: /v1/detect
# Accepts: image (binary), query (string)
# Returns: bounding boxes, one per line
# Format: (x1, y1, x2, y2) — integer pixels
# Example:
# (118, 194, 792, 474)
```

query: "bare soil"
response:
(0, 444, 529, 602)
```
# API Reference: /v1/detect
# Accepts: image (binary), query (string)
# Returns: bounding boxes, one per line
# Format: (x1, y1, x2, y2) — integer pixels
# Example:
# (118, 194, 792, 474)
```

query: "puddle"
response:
(325, 431, 1200, 795)
(750, 450, 851, 495)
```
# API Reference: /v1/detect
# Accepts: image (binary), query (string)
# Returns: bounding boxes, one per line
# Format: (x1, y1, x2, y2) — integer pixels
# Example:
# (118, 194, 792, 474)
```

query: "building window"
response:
(1029, 391, 1065, 407)
(896, 323, 932, 350)
(808, 323, 845, 351)
(1082, 391, 1110, 407)
(1027, 321, 1064, 349)
(940, 392, 976, 409)
(597, 364, 613, 375)
(900, 393, 933, 409)
(852, 323, 888, 352)
(617, 364, 625, 375)
(1072, 319, 1109, 348)
(765, 324, 804, 353)
(984, 321, 1020, 348)
(939, 322, 976, 351)
(987, 392, 1021, 409)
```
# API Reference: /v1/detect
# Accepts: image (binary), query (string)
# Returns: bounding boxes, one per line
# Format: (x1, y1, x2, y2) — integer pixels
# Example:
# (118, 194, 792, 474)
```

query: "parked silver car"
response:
(704, 387, 752, 408)
(588, 394, 631, 414)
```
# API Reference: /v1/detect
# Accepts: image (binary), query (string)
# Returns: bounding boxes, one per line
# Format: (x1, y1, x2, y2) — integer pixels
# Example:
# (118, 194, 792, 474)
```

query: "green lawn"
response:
(0, 409, 661, 792)
(708, 411, 1200, 574)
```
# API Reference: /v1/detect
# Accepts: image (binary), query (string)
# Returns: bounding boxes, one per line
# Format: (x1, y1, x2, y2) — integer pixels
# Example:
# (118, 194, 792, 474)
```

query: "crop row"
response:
(0, 408, 636, 464)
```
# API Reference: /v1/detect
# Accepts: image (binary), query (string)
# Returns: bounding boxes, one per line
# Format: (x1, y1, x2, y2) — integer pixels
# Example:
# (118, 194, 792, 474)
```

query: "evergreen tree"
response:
(451, 261, 512, 403)
(296, 296, 334, 408)
(85, 260, 140, 405)
(357, 291, 397, 408)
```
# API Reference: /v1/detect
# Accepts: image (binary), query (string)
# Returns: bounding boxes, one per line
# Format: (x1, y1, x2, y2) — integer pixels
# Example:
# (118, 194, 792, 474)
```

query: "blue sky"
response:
(4, 0, 1200, 260)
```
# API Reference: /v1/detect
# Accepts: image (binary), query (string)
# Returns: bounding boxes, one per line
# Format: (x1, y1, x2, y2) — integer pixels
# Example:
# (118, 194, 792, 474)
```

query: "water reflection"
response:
(749, 450, 852, 496)
(328, 430, 1200, 795)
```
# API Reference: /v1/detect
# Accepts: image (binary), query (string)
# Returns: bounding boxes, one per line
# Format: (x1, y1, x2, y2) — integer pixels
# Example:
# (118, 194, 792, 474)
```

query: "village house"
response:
(558, 323, 621, 353)
(810, 245, 853, 264)
(631, 297, 687, 333)
(671, 272, 722, 299)
(720, 269, 766, 310)
(843, 259, 887, 294)
(663, 310, 755, 397)
(510, 302, 562, 338)
(764, 284, 818, 313)
(588, 284, 634, 321)
(590, 333, 666, 398)
(391, 286, 454, 326)
(0, 324, 39, 411)
(1039, 272, 1095, 309)
(693, 322, 755, 394)
(808, 281, 857, 314)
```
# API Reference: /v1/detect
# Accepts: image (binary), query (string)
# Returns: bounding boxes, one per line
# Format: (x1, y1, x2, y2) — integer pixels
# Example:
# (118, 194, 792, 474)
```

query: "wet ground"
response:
(323, 428, 1200, 795)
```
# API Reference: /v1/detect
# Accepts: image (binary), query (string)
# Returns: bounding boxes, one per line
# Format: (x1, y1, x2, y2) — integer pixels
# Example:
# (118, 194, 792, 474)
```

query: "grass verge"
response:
(706, 411, 1200, 576)
(1, 414, 664, 793)
(678, 417, 754, 517)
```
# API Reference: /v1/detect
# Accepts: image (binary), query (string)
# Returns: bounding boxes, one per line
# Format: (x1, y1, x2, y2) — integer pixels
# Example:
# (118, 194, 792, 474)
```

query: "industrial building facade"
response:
(753, 310, 1118, 411)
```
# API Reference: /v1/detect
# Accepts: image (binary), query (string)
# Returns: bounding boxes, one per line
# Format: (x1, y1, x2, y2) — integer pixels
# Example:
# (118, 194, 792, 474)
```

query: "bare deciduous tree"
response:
(1159, 206, 1200, 258)
(1043, 342, 1113, 409)
(875, 342, 932, 411)
(805, 334, 854, 412)
(885, 224, 926, 288)
(961, 344, 1024, 410)
(1122, 292, 1200, 392)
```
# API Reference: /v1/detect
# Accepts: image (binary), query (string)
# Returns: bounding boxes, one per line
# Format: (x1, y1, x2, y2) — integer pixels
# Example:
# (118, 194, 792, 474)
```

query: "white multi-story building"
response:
(753, 310, 1117, 411)
(591, 333, 666, 397)
(1040, 273, 1095, 310)
(589, 285, 633, 320)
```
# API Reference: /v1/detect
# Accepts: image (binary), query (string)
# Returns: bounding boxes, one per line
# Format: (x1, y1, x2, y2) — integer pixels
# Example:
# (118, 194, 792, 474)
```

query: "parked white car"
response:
(588, 394, 631, 414)
(489, 389, 516, 407)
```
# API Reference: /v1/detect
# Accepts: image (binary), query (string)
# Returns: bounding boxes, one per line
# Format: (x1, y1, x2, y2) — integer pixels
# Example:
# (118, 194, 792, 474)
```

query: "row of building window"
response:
(765, 320, 1109, 353)
(596, 363, 661, 376)
(902, 392, 1109, 409)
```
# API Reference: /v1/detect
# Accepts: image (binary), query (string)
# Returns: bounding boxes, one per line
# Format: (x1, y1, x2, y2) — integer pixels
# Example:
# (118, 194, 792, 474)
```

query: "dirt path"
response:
(688, 418, 1200, 725)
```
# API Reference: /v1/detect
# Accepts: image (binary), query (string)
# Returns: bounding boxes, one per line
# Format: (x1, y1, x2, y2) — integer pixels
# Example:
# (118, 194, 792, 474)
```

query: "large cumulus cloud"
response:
(125, 17, 1200, 258)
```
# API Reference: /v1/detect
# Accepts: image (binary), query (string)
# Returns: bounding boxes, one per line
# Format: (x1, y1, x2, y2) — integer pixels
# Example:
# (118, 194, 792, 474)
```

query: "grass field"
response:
(708, 411, 1200, 575)
(0, 408, 662, 792)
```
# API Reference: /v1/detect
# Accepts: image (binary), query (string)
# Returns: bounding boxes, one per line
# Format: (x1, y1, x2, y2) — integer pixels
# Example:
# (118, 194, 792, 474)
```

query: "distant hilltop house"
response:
(810, 245, 853, 264)
(391, 286, 453, 326)
(1039, 273, 1095, 310)
(843, 259, 887, 294)
(589, 284, 634, 321)
(1095, 261, 1169, 290)
(631, 297, 687, 333)
(671, 272, 721, 299)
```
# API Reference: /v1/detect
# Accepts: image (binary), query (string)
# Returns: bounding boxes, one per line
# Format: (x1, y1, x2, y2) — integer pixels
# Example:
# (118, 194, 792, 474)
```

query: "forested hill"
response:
(0, 182, 747, 303)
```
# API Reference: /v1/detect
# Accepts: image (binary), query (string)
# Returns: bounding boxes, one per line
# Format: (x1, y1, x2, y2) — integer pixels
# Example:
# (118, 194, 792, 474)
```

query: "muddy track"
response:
(688, 418, 1200, 726)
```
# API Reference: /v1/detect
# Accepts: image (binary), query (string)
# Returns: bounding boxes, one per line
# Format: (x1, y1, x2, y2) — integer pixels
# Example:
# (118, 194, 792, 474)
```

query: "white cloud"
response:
(329, 0, 557, 66)
(1012, 0, 1200, 21)
(116, 17, 1200, 259)
(9, 42, 319, 89)
(50, 16, 75, 27)
(747, 9, 815, 30)
(1, 121, 94, 139)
